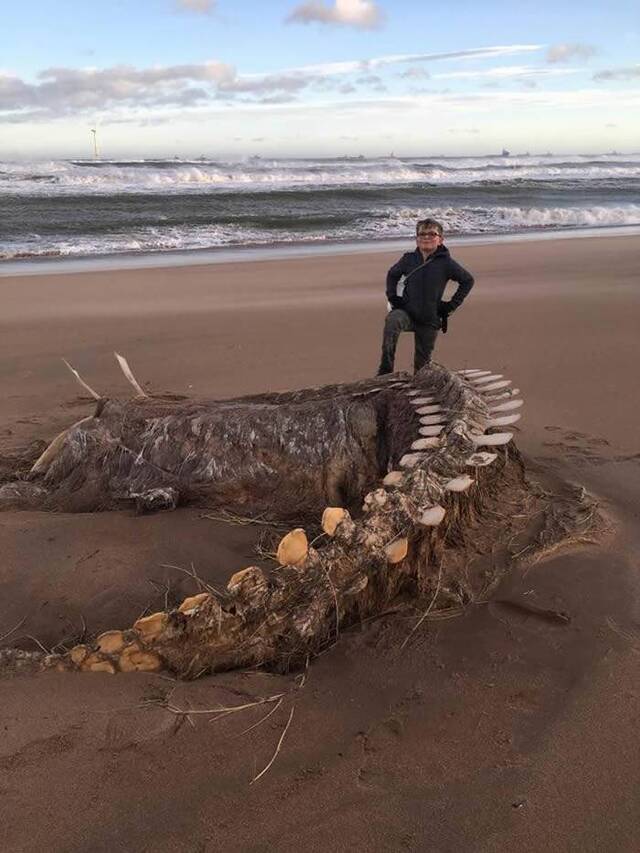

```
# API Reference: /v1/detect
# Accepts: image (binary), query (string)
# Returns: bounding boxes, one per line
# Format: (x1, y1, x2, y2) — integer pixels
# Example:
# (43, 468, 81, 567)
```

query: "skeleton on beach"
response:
(0, 354, 531, 679)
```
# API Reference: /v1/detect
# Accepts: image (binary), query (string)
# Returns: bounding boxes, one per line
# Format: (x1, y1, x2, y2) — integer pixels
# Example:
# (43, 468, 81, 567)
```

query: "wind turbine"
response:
(90, 128, 100, 159)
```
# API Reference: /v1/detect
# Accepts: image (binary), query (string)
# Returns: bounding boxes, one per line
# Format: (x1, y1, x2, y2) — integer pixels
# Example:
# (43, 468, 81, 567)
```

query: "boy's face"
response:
(416, 226, 443, 252)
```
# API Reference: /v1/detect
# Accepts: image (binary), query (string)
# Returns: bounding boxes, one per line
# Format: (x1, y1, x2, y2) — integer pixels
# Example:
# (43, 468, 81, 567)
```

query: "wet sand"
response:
(1, 235, 639, 852)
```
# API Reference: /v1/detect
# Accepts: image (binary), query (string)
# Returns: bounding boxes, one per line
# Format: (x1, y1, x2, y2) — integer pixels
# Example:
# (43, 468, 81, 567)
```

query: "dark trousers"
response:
(377, 309, 439, 375)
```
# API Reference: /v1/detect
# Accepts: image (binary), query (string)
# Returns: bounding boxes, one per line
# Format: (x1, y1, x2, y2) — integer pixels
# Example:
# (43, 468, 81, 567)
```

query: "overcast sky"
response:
(1, 0, 639, 159)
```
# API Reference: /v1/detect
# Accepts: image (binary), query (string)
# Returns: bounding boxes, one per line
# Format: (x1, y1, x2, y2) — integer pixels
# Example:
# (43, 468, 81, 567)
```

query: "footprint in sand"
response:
(542, 426, 612, 466)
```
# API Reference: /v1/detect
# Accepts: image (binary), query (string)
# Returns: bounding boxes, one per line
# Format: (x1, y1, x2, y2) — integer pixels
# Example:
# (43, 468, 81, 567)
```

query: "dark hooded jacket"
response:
(386, 245, 474, 329)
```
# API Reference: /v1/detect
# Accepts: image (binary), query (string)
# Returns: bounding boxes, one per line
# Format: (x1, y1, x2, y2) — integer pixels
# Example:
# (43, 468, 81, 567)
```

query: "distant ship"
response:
(501, 148, 510, 157)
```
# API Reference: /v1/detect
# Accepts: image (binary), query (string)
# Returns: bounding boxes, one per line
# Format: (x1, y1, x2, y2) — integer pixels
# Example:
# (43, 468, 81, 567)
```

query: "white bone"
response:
(465, 452, 498, 467)
(458, 369, 490, 376)
(471, 432, 513, 447)
(484, 387, 520, 402)
(410, 397, 436, 406)
(489, 398, 524, 412)
(382, 471, 404, 487)
(419, 415, 444, 426)
(487, 412, 522, 427)
(418, 425, 444, 436)
(114, 352, 148, 398)
(479, 379, 512, 393)
(416, 405, 444, 415)
(411, 437, 440, 450)
(31, 417, 93, 474)
(471, 373, 503, 385)
(62, 359, 101, 401)
(419, 506, 446, 526)
(399, 452, 425, 468)
(445, 474, 474, 492)
(407, 389, 428, 397)
(416, 433, 441, 445)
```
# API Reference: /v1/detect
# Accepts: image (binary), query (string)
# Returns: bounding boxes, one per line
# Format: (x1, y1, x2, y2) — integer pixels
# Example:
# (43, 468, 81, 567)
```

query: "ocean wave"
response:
(2, 203, 639, 261)
(1, 154, 640, 196)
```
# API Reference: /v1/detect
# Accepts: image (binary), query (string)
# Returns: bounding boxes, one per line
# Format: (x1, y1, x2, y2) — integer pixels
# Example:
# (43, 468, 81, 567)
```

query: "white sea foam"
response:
(1, 153, 640, 195)
(2, 204, 639, 260)
(367, 204, 640, 236)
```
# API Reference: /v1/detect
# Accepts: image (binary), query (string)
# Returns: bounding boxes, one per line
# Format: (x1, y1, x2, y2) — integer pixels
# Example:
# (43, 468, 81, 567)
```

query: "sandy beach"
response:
(1, 233, 639, 852)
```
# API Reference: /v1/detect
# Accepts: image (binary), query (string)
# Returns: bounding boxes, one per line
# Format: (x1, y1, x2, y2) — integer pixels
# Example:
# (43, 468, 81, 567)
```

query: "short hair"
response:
(416, 218, 444, 236)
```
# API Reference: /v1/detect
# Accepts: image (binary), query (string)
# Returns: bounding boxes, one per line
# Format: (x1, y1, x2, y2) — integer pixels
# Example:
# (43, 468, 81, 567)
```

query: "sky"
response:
(1, 0, 639, 159)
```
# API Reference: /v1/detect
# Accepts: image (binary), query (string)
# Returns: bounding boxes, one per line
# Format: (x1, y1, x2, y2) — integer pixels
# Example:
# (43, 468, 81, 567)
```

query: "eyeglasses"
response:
(417, 230, 441, 238)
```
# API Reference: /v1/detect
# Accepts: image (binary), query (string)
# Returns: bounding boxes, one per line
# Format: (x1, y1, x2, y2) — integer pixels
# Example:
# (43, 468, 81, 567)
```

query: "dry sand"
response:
(1, 234, 639, 852)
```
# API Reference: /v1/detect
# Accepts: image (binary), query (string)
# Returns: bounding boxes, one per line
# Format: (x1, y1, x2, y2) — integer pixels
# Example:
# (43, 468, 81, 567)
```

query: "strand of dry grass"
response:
(161, 562, 223, 596)
(200, 509, 287, 530)
(0, 615, 28, 645)
(251, 705, 295, 784)
(400, 559, 445, 650)
(148, 692, 285, 722)
(237, 697, 284, 737)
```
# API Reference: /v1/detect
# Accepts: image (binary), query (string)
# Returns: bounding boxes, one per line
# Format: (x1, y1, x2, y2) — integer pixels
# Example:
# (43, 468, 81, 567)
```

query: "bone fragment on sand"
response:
(487, 412, 522, 427)
(418, 424, 444, 436)
(484, 387, 520, 402)
(31, 416, 94, 475)
(276, 528, 309, 566)
(470, 374, 505, 386)
(322, 507, 352, 537)
(411, 437, 440, 451)
(62, 358, 101, 400)
(445, 474, 474, 492)
(114, 352, 148, 398)
(479, 379, 512, 393)
(385, 538, 408, 563)
(382, 470, 404, 487)
(419, 505, 446, 526)
(471, 432, 514, 447)
(465, 452, 498, 467)
(489, 398, 523, 412)
(399, 452, 425, 468)
(413, 404, 442, 414)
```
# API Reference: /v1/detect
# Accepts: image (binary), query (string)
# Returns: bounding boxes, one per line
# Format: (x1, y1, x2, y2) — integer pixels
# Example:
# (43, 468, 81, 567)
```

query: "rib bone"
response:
(114, 352, 148, 398)
(489, 398, 524, 412)
(418, 425, 444, 436)
(487, 413, 522, 427)
(480, 380, 512, 393)
(470, 374, 503, 385)
(62, 359, 101, 400)
(471, 432, 514, 447)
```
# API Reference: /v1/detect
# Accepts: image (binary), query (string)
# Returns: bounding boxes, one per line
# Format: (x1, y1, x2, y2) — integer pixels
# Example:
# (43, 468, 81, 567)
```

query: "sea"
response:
(1, 152, 639, 262)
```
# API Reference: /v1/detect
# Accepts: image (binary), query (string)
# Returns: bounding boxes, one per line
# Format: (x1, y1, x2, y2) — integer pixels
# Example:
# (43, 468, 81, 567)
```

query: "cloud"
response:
(0, 44, 549, 124)
(546, 43, 596, 63)
(175, 0, 216, 12)
(399, 67, 431, 80)
(0, 62, 236, 119)
(287, 0, 383, 29)
(434, 65, 583, 81)
(593, 64, 640, 80)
